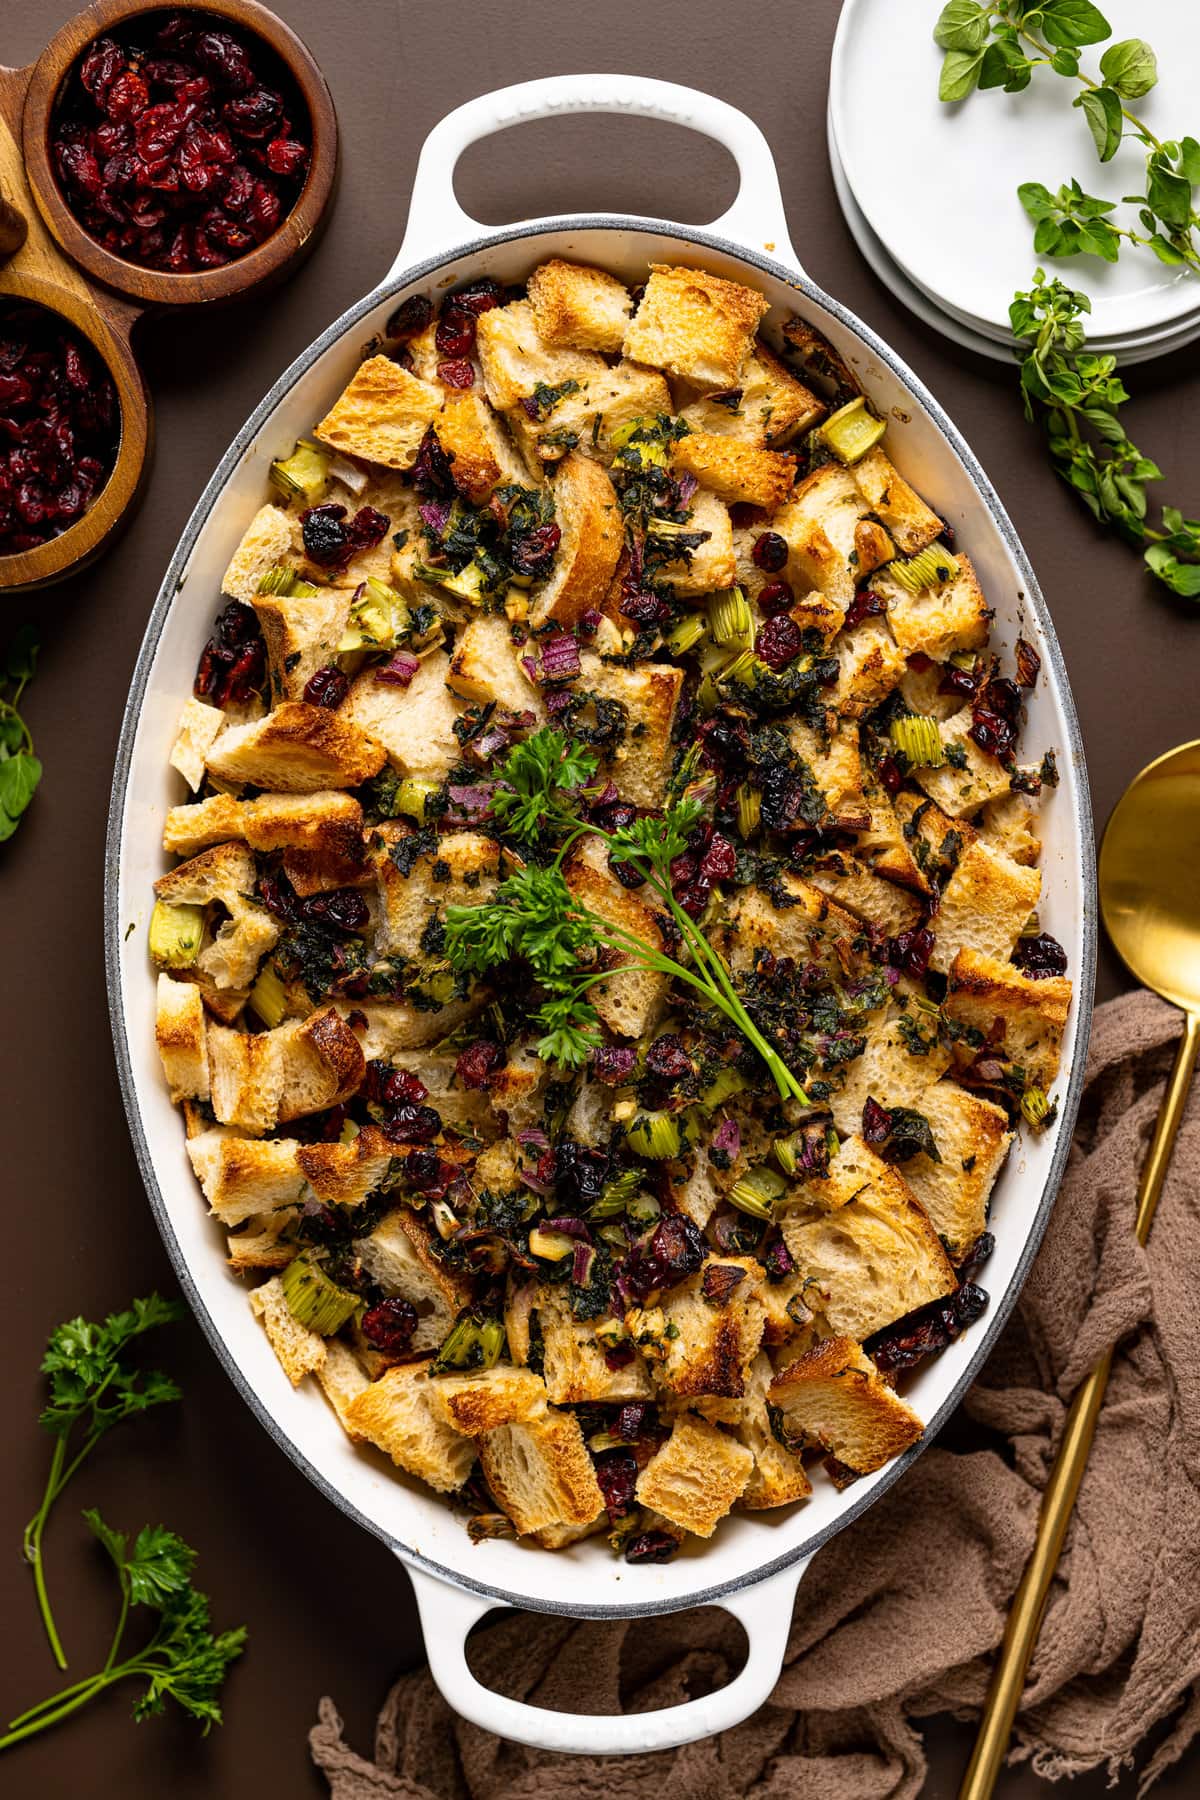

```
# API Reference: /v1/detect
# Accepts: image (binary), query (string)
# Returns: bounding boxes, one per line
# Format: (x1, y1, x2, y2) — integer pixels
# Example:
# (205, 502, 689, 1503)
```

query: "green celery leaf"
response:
(1098, 37, 1158, 97)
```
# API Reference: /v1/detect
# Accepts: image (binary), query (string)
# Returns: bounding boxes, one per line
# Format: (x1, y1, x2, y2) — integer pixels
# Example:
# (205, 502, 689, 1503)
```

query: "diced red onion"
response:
(445, 783, 495, 824)
(545, 1216, 593, 1241)
(516, 1126, 549, 1153)
(328, 452, 368, 496)
(376, 651, 420, 687)
(712, 1117, 741, 1158)
(540, 633, 581, 680)
(572, 1242, 596, 1287)
(418, 499, 450, 535)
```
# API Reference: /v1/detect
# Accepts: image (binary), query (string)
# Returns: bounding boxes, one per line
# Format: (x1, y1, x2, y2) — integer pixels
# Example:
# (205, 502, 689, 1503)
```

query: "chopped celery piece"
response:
(148, 901, 203, 970)
(281, 1254, 360, 1335)
(589, 1168, 643, 1219)
(1021, 1085, 1051, 1126)
(626, 1191, 662, 1228)
(772, 1131, 807, 1178)
(646, 516, 696, 538)
(339, 576, 410, 652)
(269, 439, 330, 507)
(697, 672, 721, 715)
(625, 1110, 681, 1160)
(700, 1067, 747, 1109)
(411, 559, 488, 605)
(432, 1311, 505, 1372)
(818, 396, 887, 465)
(339, 1117, 361, 1145)
(593, 1318, 629, 1354)
(736, 782, 761, 840)
(728, 1164, 787, 1220)
(395, 777, 440, 824)
(1020, 911, 1042, 938)
(610, 417, 670, 468)
(249, 963, 287, 1029)
(528, 1226, 577, 1261)
(257, 562, 296, 596)
(708, 587, 753, 650)
(721, 649, 763, 691)
(890, 713, 945, 768)
(665, 612, 709, 657)
(886, 544, 959, 593)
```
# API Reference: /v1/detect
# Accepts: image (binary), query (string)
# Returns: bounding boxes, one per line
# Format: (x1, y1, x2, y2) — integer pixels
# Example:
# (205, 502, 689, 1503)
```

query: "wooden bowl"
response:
(0, 0, 338, 591)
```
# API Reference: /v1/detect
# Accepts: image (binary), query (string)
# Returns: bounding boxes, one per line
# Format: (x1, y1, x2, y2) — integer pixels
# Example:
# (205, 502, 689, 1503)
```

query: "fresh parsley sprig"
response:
(1011, 271, 1200, 595)
(935, 3, 1200, 275)
(1, 1513, 246, 1751)
(25, 1295, 184, 1670)
(0, 625, 41, 843)
(443, 728, 809, 1101)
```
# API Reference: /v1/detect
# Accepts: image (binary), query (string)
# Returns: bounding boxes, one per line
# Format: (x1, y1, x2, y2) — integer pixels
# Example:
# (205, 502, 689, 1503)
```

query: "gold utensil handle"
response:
(959, 1007, 1200, 1800)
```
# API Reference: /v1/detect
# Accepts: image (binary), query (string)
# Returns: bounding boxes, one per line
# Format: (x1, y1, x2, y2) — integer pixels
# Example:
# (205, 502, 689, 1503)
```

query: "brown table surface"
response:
(2, 1, 1198, 1793)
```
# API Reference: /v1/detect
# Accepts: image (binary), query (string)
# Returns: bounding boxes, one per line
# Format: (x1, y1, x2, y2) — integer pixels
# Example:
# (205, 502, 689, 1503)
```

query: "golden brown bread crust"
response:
(622, 263, 770, 387)
(530, 452, 623, 627)
(768, 1336, 923, 1474)
(671, 432, 796, 510)
(634, 1414, 754, 1536)
(945, 947, 1071, 1090)
(206, 702, 387, 793)
(314, 355, 442, 469)
(526, 258, 632, 352)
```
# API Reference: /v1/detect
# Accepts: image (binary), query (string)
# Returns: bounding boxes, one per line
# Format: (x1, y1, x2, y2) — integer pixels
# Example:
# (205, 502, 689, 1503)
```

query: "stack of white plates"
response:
(828, 0, 1200, 364)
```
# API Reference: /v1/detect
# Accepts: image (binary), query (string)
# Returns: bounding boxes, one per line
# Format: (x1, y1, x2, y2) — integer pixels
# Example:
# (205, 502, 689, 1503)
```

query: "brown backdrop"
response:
(1, 1, 1197, 1793)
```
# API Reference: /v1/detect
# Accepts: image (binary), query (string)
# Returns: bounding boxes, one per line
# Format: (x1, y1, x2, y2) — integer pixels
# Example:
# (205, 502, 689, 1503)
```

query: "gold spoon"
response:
(960, 739, 1200, 1800)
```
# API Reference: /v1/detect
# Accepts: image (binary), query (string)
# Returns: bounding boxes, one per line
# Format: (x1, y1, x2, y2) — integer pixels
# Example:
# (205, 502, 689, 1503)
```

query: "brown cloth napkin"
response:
(311, 991, 1200, 1799)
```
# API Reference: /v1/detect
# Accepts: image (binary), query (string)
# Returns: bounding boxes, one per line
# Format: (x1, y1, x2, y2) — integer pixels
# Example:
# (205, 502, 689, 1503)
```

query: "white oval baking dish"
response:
(106, 75, 1096, 1758)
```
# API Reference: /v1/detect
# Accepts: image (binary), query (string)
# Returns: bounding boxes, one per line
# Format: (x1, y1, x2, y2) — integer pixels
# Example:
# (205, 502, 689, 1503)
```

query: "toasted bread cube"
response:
(873, 551, 988, 660)
(155, 974, 210, 1102)
(206, 701, 385, 793)
(830, 618, 906, 719)
(806, 854, 924, 937)
(316, 1339, 371, 1439)
(370, 827, 501, 961)
(774, 465, 894, 616)
(476, 299, 605, 412)
(530, 1513, 608, 1550)
(665, 1151, 723, 1232)
(928, 840, 1041, 975)
(781, 1153, 956, 1341)
(902, 1082, 1012, 1259)
(340, 648, 465, 779)
(197, 899, 279, 992)
(654, 487, 736, 596)
(719, 872, 869, 981)
(295, 1123, 395, 1209)
(576, 651, 683, 809)
(170, 697, 225, 791)
(334, 992, 485, 1060)
(852, 775, 928, 893)
(480, 1409, 606, 1536)
(655, 1256, 766, 1399)
(898, 659, 963, 724)
(893, 789, 975, 887)
(678, 341, 824, 445)
(428, 1366, 549, 1436)
(162, 789, 363, 859)
(276, 1008, 366, 1123)
(912, 707, 1012, 818)
(527, 258, 632, 352)
(345, 1361, 476, 1492)
(446, 614, 542, 716)
(314, 355, 442, 469)
(156, 844, 279, 992)
(789, 716, 867, 830)
(758, 1274, 813, 1350)
(564, 835, 669, 1037)
(827, 1004, 951, 1136)
(222, 504, 297, 603)
(514, 359, 674, 467)
(945, 947, 1071, 1090)
(155, 840, 257, 907)
(635, 1414, 753, 1536)
(253, 589, 353, 704)
(530, 452, 623, 627)
(536, 1287, 652, 1405)
(436, 390, 534, 502)
(226, 1229, 294, 1274)
(672, 433, 796, 510)
(354, 1207, 473, 1356)
(979, 792, 1041, 867)
(249, 1275, 326, 1386)
(696, 1352, 812, 1510)
(622, 264, 769, 388)
(207, 1023, 281, 1134)
(852, 446, 944, 556)
(769, 1336, 923, 1475)
(186, 1129, 304, 1224)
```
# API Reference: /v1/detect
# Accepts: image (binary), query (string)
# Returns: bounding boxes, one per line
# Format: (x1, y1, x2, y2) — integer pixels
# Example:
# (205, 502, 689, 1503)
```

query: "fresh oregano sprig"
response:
(1, 1514, 246, 1751)
(1011, 270, 1200, 595)
(934, 2, 1200, 276)
(24, 1295, 184, 1670)
(443, 727, 809, 1102)
(0, 625, 42, 843)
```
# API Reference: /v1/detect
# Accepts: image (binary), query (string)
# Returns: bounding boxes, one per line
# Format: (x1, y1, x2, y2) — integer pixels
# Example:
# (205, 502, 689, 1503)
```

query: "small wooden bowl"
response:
(0, 0, 338, 592)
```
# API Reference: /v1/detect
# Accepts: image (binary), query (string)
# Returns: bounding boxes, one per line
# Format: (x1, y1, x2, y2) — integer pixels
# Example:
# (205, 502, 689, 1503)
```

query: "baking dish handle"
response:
(386, 75, 801, 282)
(404, 1558, 804, 1754)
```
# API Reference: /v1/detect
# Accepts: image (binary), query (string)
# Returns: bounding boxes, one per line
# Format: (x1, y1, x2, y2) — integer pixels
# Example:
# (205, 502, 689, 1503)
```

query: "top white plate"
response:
(830, 0, 1200, 341)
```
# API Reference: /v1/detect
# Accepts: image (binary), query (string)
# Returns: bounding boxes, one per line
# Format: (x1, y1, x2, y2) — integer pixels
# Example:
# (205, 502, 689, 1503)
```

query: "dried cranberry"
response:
(756, 613, 803, 671)
(437, 358, 475, 388)
(386, 294, 434, 340)
(224, 85, 284, 139)
(876, 753, 903, 797)
(379, 1068, 429, 1107)
(844, 588, 888, 631)
(509, 522, 561, 579)
(382, 1105, 442, 1145)
(361, 1297, 418, 1355)
(193, 600, 265, 706)
(435, 306, 476, 358)
(619, 588, 672, 628)
(592, 1045, 637, 1084)
(265, 134, 308, 179)
(645, 1034, 692, 1081)
(757, 579, 794, 616)
(450, 277, 504, 316)
(595, 1452, 638, 1522)
(192, 30, 255, 92)
(647, 1213, 705, 1286)
(866, 1282, 989, 1377)
(300, 503, 349, 567)
(624, 1530, 680, 1564)
(106, 71, 150, 123)
(698, 832, 737, 882)
(1011, 932, 1068, 979)
(861, 1095, 893, 1146)
(889, 925, 935, 978)
(302, 887, 370, 934)
(701, 1262, 747, 1305)
(80, 37, 124, 99)
(303, 664, 349, 709)
(456, 1040, 503, 1090)
(1014, 637, 1041, 688)
(752, 530, 788, 572)
(411, 428, 455, 500)
(553, 1141, 611, 1210)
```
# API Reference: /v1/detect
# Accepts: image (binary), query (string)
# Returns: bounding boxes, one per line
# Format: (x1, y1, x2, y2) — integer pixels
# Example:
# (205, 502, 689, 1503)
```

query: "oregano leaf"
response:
(939, 47, 985, 102)
(1075, 86, 1123, 161)
(1098, 37, 1158, 98)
